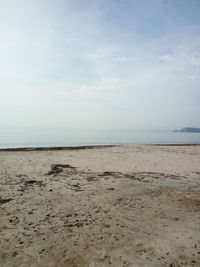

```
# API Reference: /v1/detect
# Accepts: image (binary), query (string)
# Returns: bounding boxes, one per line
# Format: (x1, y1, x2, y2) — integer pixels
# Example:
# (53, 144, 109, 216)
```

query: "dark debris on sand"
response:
(0, 198, 12, 205)
(47, 164, 76, 176)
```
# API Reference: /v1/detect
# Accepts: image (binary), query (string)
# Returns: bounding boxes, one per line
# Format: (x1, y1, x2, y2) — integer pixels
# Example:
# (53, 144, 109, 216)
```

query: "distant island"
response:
(174, 127, 200, 133)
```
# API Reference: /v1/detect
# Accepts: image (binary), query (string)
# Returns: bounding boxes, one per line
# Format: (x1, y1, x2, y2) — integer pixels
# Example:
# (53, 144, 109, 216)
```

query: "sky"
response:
(0, 0, 200, 130)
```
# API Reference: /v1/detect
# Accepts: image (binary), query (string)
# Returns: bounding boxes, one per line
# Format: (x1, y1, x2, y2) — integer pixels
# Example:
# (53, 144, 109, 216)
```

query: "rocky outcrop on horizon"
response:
(174, 127, 200, 133)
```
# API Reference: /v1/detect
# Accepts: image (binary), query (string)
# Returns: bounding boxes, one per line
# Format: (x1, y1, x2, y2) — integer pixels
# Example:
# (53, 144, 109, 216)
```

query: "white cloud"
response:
(52, 77, 121, 98)
(65, 37, 77, 44)
(160, 52, 200, 67)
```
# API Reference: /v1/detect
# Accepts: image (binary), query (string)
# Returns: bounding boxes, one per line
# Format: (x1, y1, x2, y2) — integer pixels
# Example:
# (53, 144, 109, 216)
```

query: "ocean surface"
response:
(0, 129, 200, 149)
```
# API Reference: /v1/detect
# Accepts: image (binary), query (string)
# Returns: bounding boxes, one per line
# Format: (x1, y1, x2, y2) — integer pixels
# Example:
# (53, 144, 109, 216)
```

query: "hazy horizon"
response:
(1, 0, 200, 131)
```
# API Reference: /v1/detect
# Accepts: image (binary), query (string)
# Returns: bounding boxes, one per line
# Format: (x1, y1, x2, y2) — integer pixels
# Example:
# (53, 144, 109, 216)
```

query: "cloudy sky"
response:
(0, 0, 200, 130)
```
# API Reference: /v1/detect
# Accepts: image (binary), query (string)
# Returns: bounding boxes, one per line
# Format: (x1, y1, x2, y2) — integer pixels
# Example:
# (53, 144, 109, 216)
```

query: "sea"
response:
(0, 129, 200, 149)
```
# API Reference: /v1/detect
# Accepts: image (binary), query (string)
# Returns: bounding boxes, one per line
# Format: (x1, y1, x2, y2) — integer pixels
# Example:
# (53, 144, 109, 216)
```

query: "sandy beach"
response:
(0, 145, 200, 267)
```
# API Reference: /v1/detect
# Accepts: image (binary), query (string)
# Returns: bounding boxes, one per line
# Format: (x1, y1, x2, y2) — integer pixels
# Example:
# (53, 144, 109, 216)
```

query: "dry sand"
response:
(0, 145, 200, 267)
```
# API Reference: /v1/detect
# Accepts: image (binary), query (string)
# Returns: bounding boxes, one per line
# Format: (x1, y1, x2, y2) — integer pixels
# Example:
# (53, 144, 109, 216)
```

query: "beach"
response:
(0, 145, 200, 266)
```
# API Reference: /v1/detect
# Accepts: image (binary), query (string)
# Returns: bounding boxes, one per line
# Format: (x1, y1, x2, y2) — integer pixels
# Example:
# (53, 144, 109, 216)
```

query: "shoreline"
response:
(0, 145, 116, 152)
(0, 143, 200, 152)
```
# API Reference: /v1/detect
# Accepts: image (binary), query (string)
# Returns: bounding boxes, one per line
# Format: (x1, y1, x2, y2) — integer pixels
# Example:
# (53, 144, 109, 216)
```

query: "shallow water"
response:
(0, 129, 200, 148)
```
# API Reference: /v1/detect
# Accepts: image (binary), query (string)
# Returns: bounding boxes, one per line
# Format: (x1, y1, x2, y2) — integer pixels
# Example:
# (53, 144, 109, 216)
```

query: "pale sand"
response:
(0, 145, 200, 266)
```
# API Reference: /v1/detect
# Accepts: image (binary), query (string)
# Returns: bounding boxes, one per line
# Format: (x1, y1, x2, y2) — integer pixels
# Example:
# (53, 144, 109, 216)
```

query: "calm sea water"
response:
(0, 129, 200, 148)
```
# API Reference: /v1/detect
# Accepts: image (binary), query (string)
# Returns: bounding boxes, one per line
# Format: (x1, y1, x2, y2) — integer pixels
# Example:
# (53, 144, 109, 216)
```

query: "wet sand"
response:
(0, 145, 200, 266)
